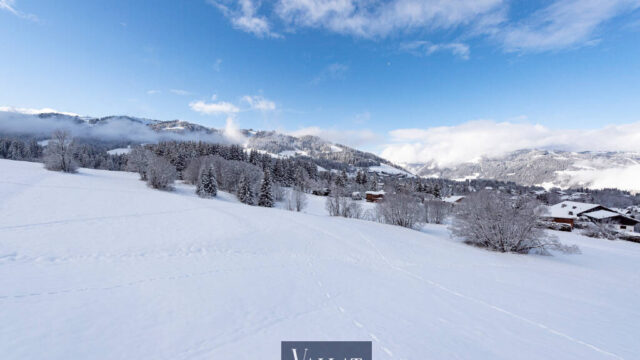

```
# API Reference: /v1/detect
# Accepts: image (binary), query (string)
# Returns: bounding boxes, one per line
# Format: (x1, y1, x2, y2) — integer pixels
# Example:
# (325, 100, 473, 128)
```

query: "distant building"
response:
(312, 188, 330, 196)
(442, 195, 465, 204)
(351, 191, 363, 201)
(545, 201, 639, 232)
(365, 190, 385, 203)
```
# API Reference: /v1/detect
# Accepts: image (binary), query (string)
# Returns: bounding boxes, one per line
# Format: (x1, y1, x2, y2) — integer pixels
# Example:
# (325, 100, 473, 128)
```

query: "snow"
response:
(546, 201, 602, 219)
(368, 163, 412, 177)
(329, 145, 343, 152)
(443, 195, 465, 203)
(107, 146, 132, 155)
(556, 165, 640, 193)
(582, 210, 621, 220)
(279, 149, 308, 158)
(453, 173, 481, 181)
(1, 159, 640, 359)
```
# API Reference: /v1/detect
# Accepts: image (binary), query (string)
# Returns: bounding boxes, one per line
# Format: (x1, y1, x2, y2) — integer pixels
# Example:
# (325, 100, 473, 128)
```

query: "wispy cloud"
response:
(209, 0, 640, 53)
(0, 0, 37, 21)
(401, 41, 470, 59)
(381, 120, 640, 167)
(208, 0, 280, 38)
(242, 95, 276, 111)
(498, 0, 640, 52)
(146, 90, 161, 95)
(213, 58, 223, 72)
(169, 89, 192, 96)
(311, 63, 348, 85)
(189, 99, 240, 115)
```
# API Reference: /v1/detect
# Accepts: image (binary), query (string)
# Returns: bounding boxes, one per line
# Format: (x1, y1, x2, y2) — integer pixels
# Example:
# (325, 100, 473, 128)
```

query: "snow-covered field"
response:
(1, 159, 639, 359)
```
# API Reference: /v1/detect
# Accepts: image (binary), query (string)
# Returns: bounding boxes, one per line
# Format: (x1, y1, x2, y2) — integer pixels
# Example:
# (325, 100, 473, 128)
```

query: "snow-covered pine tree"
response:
(258, 170, 274, 207)
(196, 165, 218, 198)
(237, 175, 255, 205)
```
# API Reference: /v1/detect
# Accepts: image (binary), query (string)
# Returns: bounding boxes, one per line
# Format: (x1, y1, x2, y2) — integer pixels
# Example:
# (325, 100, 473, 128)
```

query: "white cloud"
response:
(169, 89, 192, 96)
(275, 0, 504, 38)
(498, 0, 640, 52)
(189, 100, 240, 115)
(0, 106, 79, 117)
(289, 126, 381, 147)
(209, 0, 280, 38)
(0, 0, 37, 21)
(401, 41, 470, 59)
(210, 0, 640, 53)
(380, 120, 640, 167)
(146, 90, 161, 95)
(242, 95, 276, 111)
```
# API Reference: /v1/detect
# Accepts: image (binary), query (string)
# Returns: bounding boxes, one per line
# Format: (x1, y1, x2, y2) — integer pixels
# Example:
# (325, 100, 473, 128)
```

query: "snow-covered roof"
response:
(582, 210, 620, 220)
(546, 201, 602, 219)
(365, 191, 385, 195)
(443, 196, 465, 203)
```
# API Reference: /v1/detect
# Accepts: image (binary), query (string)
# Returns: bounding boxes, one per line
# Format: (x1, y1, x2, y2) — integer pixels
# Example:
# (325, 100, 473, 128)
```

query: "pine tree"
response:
(196, 165, 218, 198)
(237, 175, 255, 205)
(258, 170, 274, 207)
(432, 184, 441, 199)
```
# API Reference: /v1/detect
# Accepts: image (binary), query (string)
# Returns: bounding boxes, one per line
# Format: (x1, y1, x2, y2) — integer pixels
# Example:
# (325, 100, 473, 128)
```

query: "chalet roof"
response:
(546, 201, 602, 219)
(443, 195, 465, 203)
(582, 210, 620, 220)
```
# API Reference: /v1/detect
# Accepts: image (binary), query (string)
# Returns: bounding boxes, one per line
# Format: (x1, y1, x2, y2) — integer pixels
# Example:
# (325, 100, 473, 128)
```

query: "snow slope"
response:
(1, 159, 639, 359)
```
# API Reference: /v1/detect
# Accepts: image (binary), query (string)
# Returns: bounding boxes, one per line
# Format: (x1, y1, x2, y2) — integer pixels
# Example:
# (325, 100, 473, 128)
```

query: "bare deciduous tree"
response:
(450, 191, 579, 254)
(424, 200, 450, 224)
(287, 188, 308, 212)
(146, 155, 177, 190)
(582, 219, 617, 240)
(44, 130, 77, 173)
(325, 192, 363, 219)
(375, 192, 423, 228)
(126, 146, 151, 180)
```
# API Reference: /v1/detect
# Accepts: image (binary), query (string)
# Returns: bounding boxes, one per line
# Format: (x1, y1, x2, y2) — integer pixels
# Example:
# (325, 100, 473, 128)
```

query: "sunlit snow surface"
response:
(1, 160, 639, 359)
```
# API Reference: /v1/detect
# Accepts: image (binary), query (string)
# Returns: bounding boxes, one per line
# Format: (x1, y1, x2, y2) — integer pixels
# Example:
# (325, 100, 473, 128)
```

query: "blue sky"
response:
(2, 0, 640, 162)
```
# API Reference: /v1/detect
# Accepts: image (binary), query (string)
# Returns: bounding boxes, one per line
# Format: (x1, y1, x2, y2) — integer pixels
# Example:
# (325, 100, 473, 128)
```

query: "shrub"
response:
(376, 192, 423, 228)
(146, 155, 177, 190)
(44, 130, 77, 173)
(450, 191, 579, 254)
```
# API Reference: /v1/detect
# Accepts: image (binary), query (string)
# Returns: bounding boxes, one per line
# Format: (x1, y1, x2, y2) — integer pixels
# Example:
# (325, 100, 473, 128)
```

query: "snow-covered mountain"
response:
(0, 110, 410, 175)
(404, 149, 640, 192)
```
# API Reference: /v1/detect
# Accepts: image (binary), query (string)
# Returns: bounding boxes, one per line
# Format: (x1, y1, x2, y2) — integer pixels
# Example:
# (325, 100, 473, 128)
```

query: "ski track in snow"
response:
(355, 231, 624, 360)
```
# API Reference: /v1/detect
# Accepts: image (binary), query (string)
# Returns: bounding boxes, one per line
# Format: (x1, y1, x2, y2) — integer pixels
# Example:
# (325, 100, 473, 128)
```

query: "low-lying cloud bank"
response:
(381, 120, 640, 167)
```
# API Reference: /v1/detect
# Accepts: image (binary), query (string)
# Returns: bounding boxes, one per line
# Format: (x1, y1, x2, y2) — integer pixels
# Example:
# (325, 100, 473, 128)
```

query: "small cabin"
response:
(351, 192, 363, 201)
(365, 191, 385, 203)
(312, 188, 330, 196)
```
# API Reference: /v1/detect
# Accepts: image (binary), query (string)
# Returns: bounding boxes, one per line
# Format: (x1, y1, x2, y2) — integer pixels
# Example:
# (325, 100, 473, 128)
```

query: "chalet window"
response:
(568, 211, 573, 215)
(621, 226, 627, 230)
